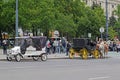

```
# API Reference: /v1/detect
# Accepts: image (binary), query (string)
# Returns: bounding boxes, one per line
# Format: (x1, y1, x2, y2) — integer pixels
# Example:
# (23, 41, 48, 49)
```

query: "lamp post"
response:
(105, 0, 108, 41)
(15, 0, 18, 37)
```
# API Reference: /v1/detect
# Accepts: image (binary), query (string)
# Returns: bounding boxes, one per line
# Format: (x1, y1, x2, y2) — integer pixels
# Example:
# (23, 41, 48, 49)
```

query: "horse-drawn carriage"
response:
(6, 36, 47, 62)
(69, 38, 101, 59)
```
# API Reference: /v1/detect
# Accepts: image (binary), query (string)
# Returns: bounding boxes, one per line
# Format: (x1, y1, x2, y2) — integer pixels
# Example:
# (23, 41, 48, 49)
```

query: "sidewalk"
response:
(0, 48, 120, 60)
(0, 49, 6, 60)
(107, 51, 120, 58)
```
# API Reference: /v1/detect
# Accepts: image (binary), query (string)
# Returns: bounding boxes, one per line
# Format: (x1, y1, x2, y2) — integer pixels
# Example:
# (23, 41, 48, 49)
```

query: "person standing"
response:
(113, 42, 116, 51)
(66, 41, 71, 56)
(56, 40, 61, 54)
(116, 41, 120, 53)
(2, 40, 8, 54)
(109, 42, 113, 51)
(61, 38, 67, 53)
(46, 39, 51, 54)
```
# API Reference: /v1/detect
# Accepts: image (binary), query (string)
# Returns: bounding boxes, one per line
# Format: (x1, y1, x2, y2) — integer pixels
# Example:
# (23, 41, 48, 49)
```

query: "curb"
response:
(0, 52, 120, 61)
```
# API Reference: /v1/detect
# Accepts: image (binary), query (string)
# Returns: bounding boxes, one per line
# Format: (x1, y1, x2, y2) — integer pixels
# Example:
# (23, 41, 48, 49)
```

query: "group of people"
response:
(45, 37, 71, 56)
(2, 37, 120, 57)
(0, 39, 14, 55)
(108, 39, 120, 53)
(0, 37, 71, 56)
(95, 38, 120, 57)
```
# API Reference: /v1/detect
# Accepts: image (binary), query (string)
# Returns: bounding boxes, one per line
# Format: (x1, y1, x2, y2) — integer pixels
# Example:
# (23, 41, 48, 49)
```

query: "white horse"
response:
(97, 43, 108, 58)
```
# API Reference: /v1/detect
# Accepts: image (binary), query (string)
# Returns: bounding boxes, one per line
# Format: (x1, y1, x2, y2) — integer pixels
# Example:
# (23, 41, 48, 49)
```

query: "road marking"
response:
(88, 76, 110, 80)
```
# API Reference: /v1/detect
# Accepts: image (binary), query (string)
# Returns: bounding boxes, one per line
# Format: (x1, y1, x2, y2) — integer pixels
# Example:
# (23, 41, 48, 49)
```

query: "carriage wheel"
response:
(69, 48, 75, 59)
(81, 48, 88, 59)
(15, 54, 22, 62)
(33, 56, 39, 61)
(6, 56, 12, 61)
(41, 54, 47, 61)
(93, 50, 99, 59)
(69, 53, 74, 59)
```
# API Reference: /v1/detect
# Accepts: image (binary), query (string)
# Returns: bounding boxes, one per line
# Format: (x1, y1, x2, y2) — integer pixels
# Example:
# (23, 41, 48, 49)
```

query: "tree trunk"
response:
(32, 26, 35, 36)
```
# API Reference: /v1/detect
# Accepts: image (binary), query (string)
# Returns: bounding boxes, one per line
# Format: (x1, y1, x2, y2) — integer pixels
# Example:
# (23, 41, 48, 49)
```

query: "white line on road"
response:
(88, 76, 110, 80)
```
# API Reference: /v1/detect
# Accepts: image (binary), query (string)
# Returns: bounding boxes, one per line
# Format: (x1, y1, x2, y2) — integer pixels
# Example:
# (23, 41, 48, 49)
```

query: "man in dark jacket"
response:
(2, 40, 8, 54)
(66, 41, 71, 56)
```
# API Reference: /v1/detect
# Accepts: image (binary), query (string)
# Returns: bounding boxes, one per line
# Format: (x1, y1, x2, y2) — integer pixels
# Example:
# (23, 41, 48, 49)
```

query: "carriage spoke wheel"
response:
(6, 56, 12, 61)
(81, 48, 88, 59)
(15, 54, 22, 62)
(69, 53, 74, 59)
(69, 48, 74, 59)
(41, 54, 47, 61)
(94, 50, 99, 59)
(33, 56, 39, 61)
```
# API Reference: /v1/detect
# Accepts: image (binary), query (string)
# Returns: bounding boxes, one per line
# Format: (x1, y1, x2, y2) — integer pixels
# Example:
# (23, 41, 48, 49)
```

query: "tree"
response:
(0, 0, 15, 38)
(19, 0, 42, 35)
(108, 27, 117, 39)
(109, 15, 117, 27)
(0, 0, 107, 40)
(53, 0, 76, 38)
(72, 1, 105, 39)
(114, 5, 120, 39)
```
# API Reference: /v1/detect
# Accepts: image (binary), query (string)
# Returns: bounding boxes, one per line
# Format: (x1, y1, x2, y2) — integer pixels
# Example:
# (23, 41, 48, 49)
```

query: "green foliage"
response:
(108, 27, 117, 39)
(0, 0, 106, 39)
(109, 16, 117, 27)
(0, 0, 15, 33)
(113, 5, 120, 39)
(114, 5, 120, 29)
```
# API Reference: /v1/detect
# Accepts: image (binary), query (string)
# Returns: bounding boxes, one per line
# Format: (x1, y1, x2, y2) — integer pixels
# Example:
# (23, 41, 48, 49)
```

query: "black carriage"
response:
(69, 38, 100, 59)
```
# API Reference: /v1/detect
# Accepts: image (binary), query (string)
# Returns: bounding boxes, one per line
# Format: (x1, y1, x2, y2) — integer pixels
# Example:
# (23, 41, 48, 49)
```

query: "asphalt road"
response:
(0, 53, 120, 80)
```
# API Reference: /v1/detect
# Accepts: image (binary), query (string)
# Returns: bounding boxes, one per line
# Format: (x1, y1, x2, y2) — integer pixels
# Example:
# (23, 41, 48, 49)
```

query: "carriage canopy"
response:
(15, 36, 47, 51)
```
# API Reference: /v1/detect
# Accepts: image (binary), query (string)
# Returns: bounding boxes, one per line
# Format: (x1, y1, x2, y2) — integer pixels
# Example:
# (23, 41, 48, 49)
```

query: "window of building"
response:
(99, 2, 101, 6)
(93, 1, 95, 5)
(112, 4, 114, 8)
(85, 0, 88, 4)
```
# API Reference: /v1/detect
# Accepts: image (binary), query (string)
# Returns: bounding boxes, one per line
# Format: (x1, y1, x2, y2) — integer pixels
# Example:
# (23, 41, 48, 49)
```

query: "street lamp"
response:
(105, 0, 109, 41)
(15, 0, 18, 37)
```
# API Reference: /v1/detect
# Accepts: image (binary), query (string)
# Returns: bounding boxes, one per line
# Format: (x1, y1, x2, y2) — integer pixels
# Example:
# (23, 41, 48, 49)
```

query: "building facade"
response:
(84, 0, 120, 18)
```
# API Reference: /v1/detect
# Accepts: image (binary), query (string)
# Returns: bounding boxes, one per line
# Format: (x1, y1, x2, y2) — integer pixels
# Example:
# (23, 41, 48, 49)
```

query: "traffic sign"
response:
(88, 33, 91, 38)
(99, 27, 104, 33)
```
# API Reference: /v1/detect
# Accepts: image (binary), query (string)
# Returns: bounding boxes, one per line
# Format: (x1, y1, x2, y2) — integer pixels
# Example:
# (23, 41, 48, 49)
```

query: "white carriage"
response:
(7, 36, 47, 62)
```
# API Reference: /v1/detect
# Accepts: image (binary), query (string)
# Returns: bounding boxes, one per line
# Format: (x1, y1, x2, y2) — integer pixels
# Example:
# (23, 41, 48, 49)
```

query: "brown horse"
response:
(96, 43, 108, 58)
